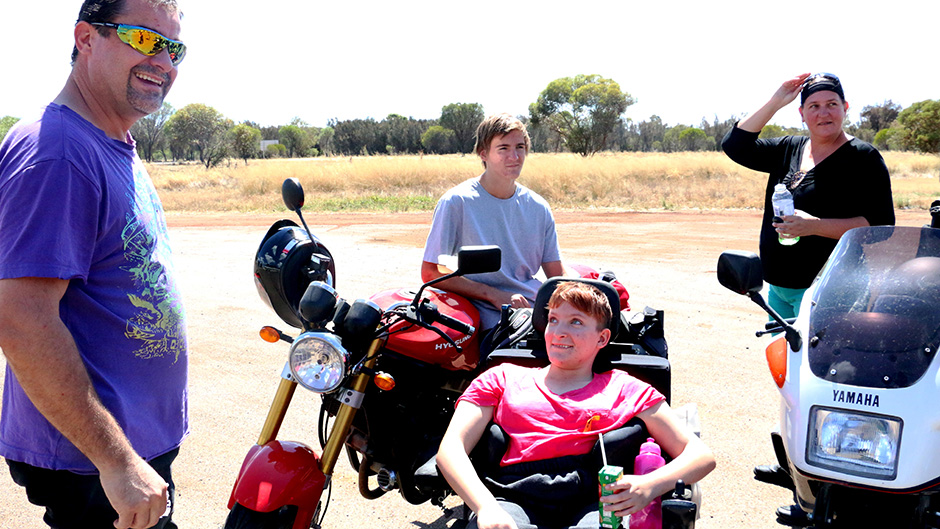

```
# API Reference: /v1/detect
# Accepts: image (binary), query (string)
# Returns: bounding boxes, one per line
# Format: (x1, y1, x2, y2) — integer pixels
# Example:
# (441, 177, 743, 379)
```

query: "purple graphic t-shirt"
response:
(0, 104, 188, 473)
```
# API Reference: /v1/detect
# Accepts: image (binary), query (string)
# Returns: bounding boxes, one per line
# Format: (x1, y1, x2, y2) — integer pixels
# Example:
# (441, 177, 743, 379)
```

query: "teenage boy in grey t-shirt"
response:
(422, 114, 566, 330)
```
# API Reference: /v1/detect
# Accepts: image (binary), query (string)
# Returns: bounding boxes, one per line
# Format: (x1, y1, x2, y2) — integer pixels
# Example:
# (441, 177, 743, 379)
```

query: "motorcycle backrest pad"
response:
(531, 278, 620, 337)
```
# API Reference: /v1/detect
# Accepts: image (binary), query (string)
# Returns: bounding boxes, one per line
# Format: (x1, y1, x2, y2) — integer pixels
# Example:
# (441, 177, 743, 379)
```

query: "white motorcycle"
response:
(718, 223, 940, 528)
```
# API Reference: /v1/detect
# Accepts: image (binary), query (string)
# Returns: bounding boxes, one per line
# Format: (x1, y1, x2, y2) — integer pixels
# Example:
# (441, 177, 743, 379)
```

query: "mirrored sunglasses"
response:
(91, 22, 186, 65)
(802, 72, 840, 88)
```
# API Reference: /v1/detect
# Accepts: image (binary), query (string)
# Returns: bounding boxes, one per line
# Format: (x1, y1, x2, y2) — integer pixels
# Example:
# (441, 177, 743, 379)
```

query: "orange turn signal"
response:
(259, 326, 281, 343)
(765, 336, 788, 388)
(374, 372, 396, 391)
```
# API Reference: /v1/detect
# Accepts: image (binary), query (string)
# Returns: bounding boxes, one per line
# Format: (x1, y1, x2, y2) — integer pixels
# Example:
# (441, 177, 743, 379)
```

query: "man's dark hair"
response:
(72, 0, 126, 63)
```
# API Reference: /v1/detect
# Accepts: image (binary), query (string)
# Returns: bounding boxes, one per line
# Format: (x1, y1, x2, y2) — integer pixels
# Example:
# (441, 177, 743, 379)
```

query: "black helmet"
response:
(254, 219, 336, 328)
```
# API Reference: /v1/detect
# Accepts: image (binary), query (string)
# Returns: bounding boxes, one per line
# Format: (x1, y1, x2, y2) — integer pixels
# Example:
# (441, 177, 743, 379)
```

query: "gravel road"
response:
(0, 209, 926, 529)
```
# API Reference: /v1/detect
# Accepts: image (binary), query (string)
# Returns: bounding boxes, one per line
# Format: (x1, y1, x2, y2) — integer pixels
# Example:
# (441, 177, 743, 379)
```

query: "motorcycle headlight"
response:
(807, 406, 902, 480)
(288, 332, 348, 393)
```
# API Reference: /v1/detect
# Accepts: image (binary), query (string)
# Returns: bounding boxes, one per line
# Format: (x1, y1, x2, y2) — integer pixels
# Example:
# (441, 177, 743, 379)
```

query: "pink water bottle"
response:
(631, 438, 665, 529)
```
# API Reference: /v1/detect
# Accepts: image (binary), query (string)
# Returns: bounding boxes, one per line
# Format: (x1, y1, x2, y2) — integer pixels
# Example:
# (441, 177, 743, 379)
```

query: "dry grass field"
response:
(148, 151, 940, 214)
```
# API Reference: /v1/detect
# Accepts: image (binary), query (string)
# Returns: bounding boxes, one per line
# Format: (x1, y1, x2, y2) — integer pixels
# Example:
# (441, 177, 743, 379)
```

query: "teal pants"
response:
(767, 284, 807, 320)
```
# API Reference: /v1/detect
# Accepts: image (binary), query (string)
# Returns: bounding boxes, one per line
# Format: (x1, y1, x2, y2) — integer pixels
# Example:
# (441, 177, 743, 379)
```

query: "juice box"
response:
(599, 464, 625, 529)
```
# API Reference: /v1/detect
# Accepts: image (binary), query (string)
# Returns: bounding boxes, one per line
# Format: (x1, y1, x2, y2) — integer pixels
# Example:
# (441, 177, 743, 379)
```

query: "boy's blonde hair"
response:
(547, 282, 612, 331)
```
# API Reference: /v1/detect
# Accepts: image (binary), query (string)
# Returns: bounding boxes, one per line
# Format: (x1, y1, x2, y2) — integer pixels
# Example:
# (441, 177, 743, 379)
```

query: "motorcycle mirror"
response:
(717, 250, 763, 295)
(717, 250, 803, 351)
(456, 245, 502, 276)
(282, 178, 313, 237)
(413, 246, 502, 306)
(282, 178, 305, 212)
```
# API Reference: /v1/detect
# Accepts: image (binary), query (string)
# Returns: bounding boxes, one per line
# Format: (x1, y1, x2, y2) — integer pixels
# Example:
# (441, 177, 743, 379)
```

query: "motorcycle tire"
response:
(223, 503, 299, 529)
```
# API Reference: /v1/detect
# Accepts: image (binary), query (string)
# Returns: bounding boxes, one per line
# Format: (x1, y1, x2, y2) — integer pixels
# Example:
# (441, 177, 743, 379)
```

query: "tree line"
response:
(1, 75, 937, 166)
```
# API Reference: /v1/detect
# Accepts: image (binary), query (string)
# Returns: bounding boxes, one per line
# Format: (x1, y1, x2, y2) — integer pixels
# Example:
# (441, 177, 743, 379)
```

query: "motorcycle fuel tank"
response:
(370, 288, 481, 371)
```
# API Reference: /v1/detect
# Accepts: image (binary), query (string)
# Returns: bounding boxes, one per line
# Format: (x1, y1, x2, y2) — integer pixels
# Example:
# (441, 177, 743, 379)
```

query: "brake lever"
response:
(756, 327, 782, 337)
(427, 323, 461, 352)
(405, 299, 462, 352)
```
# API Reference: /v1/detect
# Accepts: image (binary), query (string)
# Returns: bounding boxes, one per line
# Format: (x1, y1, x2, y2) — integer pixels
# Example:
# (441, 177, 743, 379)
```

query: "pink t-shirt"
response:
(459, 363, 665, 466)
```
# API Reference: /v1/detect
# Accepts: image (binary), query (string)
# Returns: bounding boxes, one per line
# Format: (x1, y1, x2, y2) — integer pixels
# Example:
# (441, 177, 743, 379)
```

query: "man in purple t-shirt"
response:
(0, 1, 188, 528)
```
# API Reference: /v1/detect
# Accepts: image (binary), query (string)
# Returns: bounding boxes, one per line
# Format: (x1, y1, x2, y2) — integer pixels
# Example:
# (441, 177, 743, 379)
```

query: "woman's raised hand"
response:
(772, 73, 812, 108)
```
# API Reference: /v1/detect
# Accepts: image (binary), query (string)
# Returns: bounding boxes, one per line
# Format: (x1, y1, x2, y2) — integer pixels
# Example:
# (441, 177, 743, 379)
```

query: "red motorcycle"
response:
(224, 178, 691, 529)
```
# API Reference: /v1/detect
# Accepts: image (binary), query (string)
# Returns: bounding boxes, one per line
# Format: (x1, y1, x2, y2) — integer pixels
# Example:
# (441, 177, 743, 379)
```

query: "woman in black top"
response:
(722, 73, 895, 319)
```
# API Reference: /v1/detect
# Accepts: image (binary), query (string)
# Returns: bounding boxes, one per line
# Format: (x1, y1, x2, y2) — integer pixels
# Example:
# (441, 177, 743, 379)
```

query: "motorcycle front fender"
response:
(227, 440, 325, 528)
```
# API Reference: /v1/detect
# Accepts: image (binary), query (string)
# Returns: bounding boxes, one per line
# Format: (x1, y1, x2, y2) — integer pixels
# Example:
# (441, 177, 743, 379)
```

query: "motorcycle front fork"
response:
(257, 339, 382, 477)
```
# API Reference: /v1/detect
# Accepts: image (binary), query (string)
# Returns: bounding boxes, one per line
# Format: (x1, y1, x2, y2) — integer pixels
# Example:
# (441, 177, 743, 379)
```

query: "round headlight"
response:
(288, 332, 348, 393)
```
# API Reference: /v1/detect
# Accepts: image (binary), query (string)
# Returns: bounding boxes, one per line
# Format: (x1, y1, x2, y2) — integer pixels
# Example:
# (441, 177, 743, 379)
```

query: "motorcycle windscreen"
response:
(808, 226, 940, 389)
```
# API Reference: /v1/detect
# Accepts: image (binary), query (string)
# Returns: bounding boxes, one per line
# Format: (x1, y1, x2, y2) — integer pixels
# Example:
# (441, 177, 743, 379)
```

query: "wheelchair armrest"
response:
(413, 423, 509, 494)
(482, 347, 548, 370)
(599, 347, 671, 404)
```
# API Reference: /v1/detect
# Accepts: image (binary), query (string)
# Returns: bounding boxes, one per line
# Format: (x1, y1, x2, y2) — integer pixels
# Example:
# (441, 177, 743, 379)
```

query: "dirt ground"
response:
(0, 209, 927, 529)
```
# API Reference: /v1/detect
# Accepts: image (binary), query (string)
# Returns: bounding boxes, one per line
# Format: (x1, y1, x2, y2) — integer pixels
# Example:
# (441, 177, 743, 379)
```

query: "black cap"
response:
(801, 73, 844, 105)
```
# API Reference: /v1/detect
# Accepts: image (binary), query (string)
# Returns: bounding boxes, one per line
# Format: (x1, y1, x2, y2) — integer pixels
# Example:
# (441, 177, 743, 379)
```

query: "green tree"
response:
(162, 119, 186, 161)
(131, 102, 174, 162)
(0, 116, 20, 141)
(258, 124, 279, 141)
(440, 103, 484, 153)
(276, 118, 320, 158)
(165, 103, 230, 168)
(759, 124, 787, 139)
(679, 127, 709, 151)
(860, 100, 902, 133)
(662, 125, 689, 152)
(278, 125, 309, 158)
(612, 119, 638, 152)
(230, 123, 262, 164)
(317, 126, 334, 156)
(384, 114, 429, 154)
(896, 100, 940, 153)
(266, 143, 287, 158)
(331, 118, 383, 155)
(529, 74, 634, 156)
(525, 115, 563, 152)
(700, 116, 737, 151)
(851, 127, 876, 143)
(637, 115, 666, 152)
(873, 127, 905, 151)
(421, 125, 455, 154)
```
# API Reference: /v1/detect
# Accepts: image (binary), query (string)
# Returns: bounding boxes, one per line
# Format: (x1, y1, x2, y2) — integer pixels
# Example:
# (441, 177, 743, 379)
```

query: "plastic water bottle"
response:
(631, 438, 665, 529)
(771, 183, 799, 246)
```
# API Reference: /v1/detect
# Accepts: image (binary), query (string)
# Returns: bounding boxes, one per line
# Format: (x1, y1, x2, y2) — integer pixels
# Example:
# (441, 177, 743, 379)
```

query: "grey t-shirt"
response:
(423, 178, 561, 329)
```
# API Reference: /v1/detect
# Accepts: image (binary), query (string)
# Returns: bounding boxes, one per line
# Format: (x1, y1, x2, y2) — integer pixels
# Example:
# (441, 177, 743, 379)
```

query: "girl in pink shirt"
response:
(437, 282, 715, 529)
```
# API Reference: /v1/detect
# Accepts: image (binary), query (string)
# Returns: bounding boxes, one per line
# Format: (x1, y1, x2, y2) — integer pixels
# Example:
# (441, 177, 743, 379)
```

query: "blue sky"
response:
(3, 0, 938, 130)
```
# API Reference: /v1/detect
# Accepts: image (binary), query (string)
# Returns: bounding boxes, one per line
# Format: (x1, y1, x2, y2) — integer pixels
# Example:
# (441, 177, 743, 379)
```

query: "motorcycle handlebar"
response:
(435, 310, 475, 336)
(419, 300, 475, 336)
(764, 318, 795, 331)
(757, 317, 796, 337)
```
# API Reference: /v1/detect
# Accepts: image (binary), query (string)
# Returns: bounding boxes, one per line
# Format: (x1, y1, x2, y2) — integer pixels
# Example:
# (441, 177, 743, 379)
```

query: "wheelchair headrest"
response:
(531, 278, 620, 337)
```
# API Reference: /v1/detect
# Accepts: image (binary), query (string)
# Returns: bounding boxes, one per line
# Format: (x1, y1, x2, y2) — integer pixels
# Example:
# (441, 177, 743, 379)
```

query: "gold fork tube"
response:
(319, 339, 382, 476)
(256, 377, 298, 446)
